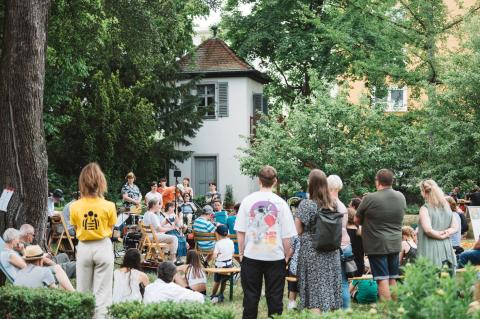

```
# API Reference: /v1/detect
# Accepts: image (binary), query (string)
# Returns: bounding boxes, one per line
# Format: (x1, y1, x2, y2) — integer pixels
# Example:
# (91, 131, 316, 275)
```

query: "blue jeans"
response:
(341, 245, 353, 309)
(458, 249, 480, 268)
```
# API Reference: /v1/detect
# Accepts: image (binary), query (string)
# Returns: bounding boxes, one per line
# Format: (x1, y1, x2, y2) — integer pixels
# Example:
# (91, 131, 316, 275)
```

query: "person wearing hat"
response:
(13, 244, 74, 291)
(210, 225, 234, 303)
(47, 189, 64, 217)
(192, 205, 216, 255)
(121, 172, 142, 212)
(14, 245, 56, 289)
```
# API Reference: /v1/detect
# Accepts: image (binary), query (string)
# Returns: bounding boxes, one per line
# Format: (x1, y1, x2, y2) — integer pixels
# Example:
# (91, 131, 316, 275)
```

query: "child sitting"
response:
(210, 225, 234, 303)
(174, 250, 207, 295)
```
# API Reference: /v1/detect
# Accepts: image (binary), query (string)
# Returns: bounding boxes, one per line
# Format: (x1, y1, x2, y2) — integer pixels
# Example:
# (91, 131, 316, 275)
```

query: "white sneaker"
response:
(287, 300, 297, 310)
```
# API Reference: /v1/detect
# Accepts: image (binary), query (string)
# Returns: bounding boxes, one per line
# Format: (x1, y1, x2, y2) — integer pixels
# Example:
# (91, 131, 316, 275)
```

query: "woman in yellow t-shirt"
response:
(70, 162, 117, 319)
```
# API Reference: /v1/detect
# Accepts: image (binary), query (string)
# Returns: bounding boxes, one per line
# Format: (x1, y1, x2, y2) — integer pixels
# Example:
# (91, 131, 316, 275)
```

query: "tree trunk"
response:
(0, 0, 51, 245)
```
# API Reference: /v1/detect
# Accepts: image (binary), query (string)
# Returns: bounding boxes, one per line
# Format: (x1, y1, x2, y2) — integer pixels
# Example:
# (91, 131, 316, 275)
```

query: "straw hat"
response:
(23, 245, 45, 261)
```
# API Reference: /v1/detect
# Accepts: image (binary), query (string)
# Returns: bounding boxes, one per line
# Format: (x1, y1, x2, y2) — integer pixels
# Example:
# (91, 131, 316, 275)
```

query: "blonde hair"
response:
(347, 207, 356, 225)
(79, 162, 107, 197)
(419, 179, 447, 209)
(402, 226, 415, 240)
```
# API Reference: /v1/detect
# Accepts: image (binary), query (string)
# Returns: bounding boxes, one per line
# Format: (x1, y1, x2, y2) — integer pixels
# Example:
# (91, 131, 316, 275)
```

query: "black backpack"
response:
(309, 207, 344, 252)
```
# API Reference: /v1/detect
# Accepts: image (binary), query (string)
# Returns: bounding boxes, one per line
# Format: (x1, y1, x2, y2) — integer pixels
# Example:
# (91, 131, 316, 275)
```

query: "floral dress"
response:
(296, 199, 342, 311)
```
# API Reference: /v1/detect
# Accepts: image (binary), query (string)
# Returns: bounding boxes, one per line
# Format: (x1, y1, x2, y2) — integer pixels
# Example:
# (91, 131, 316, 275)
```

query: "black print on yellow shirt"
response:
(82, 211, 99, 230)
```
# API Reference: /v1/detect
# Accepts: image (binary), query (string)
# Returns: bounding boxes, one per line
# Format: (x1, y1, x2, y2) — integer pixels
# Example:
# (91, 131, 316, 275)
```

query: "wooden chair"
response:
(193, 231, 217, 266)
(138, 221, 168, 262)
(47, 213, 75, 256)
(228, 233, 240, 261)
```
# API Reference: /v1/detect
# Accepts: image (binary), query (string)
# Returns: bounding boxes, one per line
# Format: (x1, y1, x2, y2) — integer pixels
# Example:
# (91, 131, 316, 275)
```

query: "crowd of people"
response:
(1, 162, 480, 319)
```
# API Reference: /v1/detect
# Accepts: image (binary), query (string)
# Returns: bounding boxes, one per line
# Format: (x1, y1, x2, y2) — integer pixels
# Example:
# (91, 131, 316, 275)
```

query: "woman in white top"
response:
(113, 249, 149, 303)
(174, 250, 207, 294)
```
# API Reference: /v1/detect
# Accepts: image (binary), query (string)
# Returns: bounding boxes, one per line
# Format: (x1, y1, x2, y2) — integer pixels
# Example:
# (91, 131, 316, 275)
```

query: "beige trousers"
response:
(76, 238, 114, 319)
(155, 233, 178, 258)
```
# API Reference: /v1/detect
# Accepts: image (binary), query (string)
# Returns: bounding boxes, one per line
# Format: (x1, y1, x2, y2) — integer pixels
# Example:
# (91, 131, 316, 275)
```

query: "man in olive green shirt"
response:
(355, 169, 406, 301)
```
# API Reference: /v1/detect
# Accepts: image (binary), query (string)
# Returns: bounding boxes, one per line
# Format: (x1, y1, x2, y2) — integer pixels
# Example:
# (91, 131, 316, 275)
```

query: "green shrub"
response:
(385, 258, 480, 319)
(275, 308, 381, 318)
(0, 285, 95, 319)
(108, 301, 235, 319)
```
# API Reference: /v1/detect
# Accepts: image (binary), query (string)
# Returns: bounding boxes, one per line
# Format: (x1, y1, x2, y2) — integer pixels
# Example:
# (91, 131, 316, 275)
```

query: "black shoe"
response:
(174, 259, 184, 266)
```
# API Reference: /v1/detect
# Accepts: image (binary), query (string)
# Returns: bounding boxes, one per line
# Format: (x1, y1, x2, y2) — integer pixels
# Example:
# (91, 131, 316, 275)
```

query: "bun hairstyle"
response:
(419, 179, 448, 209)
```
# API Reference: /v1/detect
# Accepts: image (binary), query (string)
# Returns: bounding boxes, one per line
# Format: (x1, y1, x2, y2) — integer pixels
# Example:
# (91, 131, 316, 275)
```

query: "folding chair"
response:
(47, 213, 75, 257)
(138, 221, 168, 262)
(193, 231, 217, 266)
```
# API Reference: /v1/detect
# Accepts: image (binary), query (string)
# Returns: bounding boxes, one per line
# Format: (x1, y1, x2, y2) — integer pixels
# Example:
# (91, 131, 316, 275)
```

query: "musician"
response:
(121, 172, 142, 212)
(162, 202, 188, 265)
(182, 177, 194, 198)
(145, 181, 163, 207)
(157, 178, 177, 208)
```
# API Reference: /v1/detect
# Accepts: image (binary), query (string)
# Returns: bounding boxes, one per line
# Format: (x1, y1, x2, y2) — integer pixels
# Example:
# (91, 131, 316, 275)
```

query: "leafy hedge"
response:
(0, 285, 95, 319)
(275, 309, 381, 319)
(109, 301, 235, 319)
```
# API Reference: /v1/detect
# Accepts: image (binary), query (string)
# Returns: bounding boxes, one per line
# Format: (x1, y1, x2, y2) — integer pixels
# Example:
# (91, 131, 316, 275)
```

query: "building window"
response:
(387, 87, 407, 111)
(197, 84, 216, 119)
(373, 86, 408, 112)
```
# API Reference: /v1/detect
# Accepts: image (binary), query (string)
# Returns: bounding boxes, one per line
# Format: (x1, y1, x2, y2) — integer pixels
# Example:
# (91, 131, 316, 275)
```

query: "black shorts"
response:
(214, 264, 233, 283)
(287, 270, 298, 293)
(368, 253, 400, 281)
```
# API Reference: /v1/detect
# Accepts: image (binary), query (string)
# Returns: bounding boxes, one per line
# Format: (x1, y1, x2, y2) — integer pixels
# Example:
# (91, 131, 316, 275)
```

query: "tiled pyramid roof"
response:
(179, 38, 268, 83)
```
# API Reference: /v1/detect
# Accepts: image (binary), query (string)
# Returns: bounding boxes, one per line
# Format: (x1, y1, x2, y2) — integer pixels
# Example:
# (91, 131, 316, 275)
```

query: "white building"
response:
(169, 37, 268, 203)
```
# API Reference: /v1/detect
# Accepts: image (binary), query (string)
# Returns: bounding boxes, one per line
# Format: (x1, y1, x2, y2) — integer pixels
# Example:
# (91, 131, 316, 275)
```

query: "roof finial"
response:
(211, 25, 219, 38)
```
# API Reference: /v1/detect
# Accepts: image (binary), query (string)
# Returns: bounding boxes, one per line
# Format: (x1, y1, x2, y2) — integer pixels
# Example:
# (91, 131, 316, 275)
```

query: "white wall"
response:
(170, 77, 263, 203)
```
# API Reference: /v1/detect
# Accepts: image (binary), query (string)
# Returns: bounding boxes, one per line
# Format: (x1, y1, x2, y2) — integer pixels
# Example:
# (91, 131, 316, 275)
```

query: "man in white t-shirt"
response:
(234, 166, 297, 319)
(145, 181, 163, 207)
(143, 198, 178, 261)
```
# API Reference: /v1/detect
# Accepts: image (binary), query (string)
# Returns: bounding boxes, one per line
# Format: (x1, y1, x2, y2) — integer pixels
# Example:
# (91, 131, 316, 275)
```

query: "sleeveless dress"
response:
(112, 269, 143, 303)
(296, 199, 342, 311)
(417, 204, 456, 268)
(165, 214, 187, 257)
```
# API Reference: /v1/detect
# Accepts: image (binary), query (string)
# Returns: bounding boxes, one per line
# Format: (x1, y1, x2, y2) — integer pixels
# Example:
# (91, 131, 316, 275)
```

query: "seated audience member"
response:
(205, 182, 221, 205)
(19, 224, 76, 278)
(212, 199, 228, 225)
(469, 187, 480, 206)
(113, 249, 149, 303)
(349, 262, 378, 304)
(446, 196, 468, 239)
(446, 196, 464, 256)
(62, 191, 80, 237)
(174, 250, 207, 294)
(192, 206, 216, 253)
(1, 228, 74, 291)
(227, 203, 239, 255)
(144, 261, 204, 303)
(14, 245, 57, 289)
(180, 193, 197, 225)
(143, 199, 178, 261)
(47, 189, 64, 217)
(399, 226, 417, 266)
(346, 206, 365, 276)
(458, 237, 480, 268)
(210, 225, 234, 303)
(145, 181, 163, 207)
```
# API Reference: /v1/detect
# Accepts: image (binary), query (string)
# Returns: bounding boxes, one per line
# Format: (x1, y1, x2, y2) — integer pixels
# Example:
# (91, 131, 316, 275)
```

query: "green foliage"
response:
(275, 309, 381, 318)
(384, 258, 480, 319)
(44, 0, 211, 195)
(240, 89, 424, 201)
(224, 185, 235, 208)
(108, 301, 235, 319)
(0, 285, 95, 319)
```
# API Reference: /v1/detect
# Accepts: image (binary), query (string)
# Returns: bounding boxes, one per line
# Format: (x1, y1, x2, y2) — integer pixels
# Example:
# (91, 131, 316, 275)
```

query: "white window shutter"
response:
(218, 82, 229, 117)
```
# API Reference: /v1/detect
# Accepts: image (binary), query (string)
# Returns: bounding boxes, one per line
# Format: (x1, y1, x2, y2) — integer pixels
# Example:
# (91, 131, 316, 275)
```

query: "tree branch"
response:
(442, 3, 480, 31)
